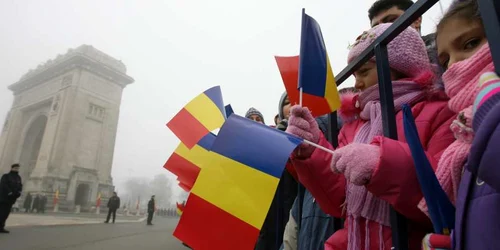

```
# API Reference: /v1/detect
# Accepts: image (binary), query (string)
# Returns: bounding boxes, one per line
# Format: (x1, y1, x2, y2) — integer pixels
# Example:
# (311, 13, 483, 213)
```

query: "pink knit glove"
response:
(331, 143, 380, 185)
(285, 105, 321, 159)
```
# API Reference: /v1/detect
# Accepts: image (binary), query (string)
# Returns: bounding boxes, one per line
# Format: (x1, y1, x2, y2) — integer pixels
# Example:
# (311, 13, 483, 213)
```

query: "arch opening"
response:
(74, 183, 90, 206)
(19, 115, 48, 179)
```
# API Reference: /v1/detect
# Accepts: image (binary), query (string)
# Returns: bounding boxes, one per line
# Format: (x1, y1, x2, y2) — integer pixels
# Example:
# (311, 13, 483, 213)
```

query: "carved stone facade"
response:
(0, 45, 134, 211)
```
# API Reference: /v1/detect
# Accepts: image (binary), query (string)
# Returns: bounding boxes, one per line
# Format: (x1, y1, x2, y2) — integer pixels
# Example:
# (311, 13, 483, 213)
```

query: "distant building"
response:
(0, 45, 134, 211)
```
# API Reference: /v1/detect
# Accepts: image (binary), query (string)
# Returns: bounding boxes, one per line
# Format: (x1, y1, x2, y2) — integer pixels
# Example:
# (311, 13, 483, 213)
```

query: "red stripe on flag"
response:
(167, 108, 210, 148)
(164, 153, 200, 188)
(275, 56, 333, 117)
(173, 193, 260, 250)
(178, 180, 193, 192)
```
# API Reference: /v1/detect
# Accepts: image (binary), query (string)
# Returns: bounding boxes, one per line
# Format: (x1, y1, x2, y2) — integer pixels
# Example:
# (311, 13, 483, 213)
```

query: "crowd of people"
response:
(243, 0, 499, 249)
(22, 192, 47, 214)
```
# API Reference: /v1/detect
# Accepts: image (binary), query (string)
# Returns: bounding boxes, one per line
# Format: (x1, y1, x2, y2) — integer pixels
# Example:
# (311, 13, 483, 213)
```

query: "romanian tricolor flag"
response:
(167, 86, 226, 148)
(53, 189, 59, 205)
(176, 202, 185, 215)
(276, 55, 338, 117)
(297, 9, 340, 115)
(164, 133, 216, 192)
(173, 114, 303, 250)
(96, 192, 101, 207)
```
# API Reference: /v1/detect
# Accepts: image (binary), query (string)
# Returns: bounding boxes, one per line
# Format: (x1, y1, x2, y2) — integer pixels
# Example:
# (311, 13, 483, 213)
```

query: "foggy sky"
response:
(0, 0, 452, 197)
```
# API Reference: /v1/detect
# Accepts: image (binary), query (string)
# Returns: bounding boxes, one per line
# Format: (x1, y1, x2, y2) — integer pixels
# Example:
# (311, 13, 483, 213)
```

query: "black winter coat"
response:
(0, 171, 22, 204)
(148, 199, 155, 213)
(107, 196, 121, 210)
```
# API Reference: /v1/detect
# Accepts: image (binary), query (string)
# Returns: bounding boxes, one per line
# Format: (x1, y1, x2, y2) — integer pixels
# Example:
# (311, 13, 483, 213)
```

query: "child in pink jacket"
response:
(285, 23, 456, 250)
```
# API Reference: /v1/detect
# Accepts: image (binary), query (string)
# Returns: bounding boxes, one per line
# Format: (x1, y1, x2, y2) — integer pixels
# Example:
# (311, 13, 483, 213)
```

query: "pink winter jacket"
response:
(291, 100, 455, 250)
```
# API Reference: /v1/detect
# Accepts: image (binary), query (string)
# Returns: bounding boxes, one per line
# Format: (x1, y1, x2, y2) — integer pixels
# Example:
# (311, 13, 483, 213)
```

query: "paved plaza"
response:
(0, 213, 187, 250)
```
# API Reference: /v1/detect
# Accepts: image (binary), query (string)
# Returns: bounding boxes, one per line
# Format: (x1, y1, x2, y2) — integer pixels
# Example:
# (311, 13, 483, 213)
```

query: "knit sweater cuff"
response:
(473, 72, 500, 130)
(473, 92, 500, 131)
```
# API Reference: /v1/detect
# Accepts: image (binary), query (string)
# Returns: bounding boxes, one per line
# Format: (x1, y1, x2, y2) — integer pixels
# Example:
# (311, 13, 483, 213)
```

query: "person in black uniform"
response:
(23, 193, 32, 213)
(32, 194, 39, 213)
(147, 195, 155, 225)
(105, 192, 120, 223)
(0, 164, 23, 233)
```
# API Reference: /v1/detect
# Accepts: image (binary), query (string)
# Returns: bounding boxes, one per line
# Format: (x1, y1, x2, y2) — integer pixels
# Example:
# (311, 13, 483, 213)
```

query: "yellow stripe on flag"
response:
(184, 93, 225, 131)
(191, 152, 279, 230)
(324, 56, 341, 112)
(175, 143, 213, 169)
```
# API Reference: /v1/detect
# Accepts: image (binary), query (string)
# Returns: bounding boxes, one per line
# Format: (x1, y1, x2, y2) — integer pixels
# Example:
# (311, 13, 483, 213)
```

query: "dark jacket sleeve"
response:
(315, 115, 329, 135)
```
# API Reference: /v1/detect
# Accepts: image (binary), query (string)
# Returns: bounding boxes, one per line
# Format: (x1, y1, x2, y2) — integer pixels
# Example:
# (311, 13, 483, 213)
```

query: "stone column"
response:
(30, 93, 65, 178)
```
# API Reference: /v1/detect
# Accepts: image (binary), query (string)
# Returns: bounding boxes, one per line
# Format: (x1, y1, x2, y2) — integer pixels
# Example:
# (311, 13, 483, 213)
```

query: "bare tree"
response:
(121, 174, 173, 208)
(149, 174, 173, 208)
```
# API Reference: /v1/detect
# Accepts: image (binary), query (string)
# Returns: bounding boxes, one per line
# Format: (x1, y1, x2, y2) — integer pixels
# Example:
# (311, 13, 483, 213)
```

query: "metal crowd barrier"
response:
(321, 0, 500, 249)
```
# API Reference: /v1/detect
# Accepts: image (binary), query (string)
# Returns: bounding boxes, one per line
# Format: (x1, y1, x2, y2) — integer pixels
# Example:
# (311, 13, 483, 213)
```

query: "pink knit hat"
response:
(348, 23, 432, 80)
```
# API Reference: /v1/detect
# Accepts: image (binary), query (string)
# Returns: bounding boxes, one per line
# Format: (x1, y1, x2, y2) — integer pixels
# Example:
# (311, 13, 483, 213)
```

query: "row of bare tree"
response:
(121, 174, 174, 209)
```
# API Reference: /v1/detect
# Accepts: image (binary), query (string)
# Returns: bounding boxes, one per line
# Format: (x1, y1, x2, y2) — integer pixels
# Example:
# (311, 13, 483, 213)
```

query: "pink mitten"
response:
(331, 143, 380, 185)
(285, 105, 321, 159)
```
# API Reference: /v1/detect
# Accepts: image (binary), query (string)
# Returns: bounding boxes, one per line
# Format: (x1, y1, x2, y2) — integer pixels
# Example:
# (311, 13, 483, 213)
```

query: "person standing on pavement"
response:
(0, 164, 23, 233)
(105, 192, 120, 223)
(147, 195, 155, 225)
(39, 194, 47, 213)
(23, 192, 32, 213)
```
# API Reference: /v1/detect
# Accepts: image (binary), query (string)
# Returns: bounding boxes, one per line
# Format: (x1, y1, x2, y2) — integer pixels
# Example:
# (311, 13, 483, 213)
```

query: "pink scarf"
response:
(418, 44, 494, 214)
(347, 81, 424, 250)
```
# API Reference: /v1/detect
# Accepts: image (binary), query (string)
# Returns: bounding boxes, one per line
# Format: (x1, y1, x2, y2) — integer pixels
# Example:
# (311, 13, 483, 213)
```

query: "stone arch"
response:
(74, 183, 91, 206)
(18, 115, 48, 179)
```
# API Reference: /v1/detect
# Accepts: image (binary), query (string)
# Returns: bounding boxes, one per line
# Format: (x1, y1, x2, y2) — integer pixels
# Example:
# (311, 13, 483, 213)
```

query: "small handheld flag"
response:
(275, 56, 338, 117)
(298, 9, 340, 114)
(173, 114, 304, 250)
(167, 86, 226, 148)
(164, 133, 216, 192)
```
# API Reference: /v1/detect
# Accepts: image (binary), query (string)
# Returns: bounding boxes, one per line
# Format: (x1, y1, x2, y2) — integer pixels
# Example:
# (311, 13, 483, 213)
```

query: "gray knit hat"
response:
(245, 107, 265, 123)
(278, 92, 288, 120)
